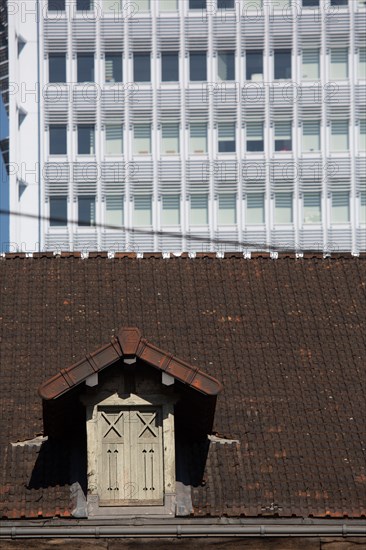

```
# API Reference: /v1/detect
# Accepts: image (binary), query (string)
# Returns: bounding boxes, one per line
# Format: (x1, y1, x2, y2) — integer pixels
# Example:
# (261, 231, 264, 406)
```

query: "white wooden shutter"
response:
(97, 407, 164, 505)
(246, 193, 264, 224)
(302, 49, 320, 80)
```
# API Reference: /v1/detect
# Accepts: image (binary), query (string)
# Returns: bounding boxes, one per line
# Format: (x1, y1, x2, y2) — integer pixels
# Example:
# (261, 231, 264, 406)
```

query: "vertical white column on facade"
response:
(96, 4, 102, 251)
(293, 0, 300, 250)
(180, 0, 187, 252)
(124, 5, 131, 244)
(208, 7, 215, 249)
(264, 0, 272, 250)
(237, 0, 243, 244)
(152, 2, 158, 251)
(66, 3, 73, 251)
(349, 0, 357, 253)
(38, 5, 45, 252)
(321, 0, 328, 251)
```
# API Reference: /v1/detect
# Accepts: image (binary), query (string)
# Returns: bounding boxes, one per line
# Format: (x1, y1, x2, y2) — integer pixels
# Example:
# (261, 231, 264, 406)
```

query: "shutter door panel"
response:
(97, 406, 163, 506)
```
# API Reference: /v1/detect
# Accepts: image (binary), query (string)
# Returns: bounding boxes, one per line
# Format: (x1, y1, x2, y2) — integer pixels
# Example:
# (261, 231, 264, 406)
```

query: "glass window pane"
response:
(274, 49, 291, 79)
(360, 191, 366, 224)
(49, 54, 66, 83)
(162, 52, 179, 82)
(160, 0, 178, 10)
(332, 191, 350, 223)
(218, 0, 235, 8)
(190, 194, 208, 225)
(275, 193, 293, 224)
(218, 51, 235, 81)
(331, 120, 349, 151)
(190, 52, 207, 81)
(106, 195, 123, 226)
(360, 120, 366, 152)
(50, 125, 67, 155)
(103, 0, 122, 13)
(275, 121, 292, 151)
(247, 193, 264, 224)
(133, 124, 151, 155)
(330, 48, 348, 79)
(190, 123, 207, 153)
(218, 123, 236, 153)
(50, 196, 67, 226)
(78, 196, 96, 226)
(331, 0, 347, 5)
(245, 0, 262, 8)
(359, 48, 366, 79)
(106, 125, 123, 155)
(48, 0, 65, 10)
(303, 192, 321, 223)
(77, 54, 94, 83)
(273, 0, 290, 8)
(105, 53, 122, 83)
(302, 121, 320, 152)
(189, 0, 206, 8)
(133, 53, 150, 82)
(78, 125, 95, 155)
(302, 0, 319, 6)
(162, 124, 179, 154)
(246, 50, 263, 81)
(218, 194, 236, 224)
(134, 195, 152, 225)
(77, 0, 93, 9)
(162, 195, 180, 225)
(246, 122, 264, 152)
(302, 49, 320, 80)
(135, 0, 150, 10)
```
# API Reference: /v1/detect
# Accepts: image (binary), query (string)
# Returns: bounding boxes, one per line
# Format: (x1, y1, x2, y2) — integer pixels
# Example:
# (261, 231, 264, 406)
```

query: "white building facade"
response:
(8, 0, 366, 253)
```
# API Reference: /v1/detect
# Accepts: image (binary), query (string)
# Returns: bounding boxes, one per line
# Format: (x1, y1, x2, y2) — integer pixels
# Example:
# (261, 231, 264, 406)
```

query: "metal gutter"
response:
(1, 523, 365, 539)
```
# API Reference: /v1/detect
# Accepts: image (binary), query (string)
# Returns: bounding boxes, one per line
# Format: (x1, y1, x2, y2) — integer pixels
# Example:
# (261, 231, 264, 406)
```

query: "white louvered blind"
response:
(162, 195, 180, 225)
(134, 195, 152, 225)
(360, 120, 366, 152)
(133, 124, 151, 155)
(246, 122, 264, 151)
(106, 125, 123, 155)
(302, 121, 320, 152)
(106, 195, 124, 226)
(331, 120, 349, 151)
(275, 193, 293, 223)
(302, 49, 320, 80)
(218, 194, 236, 224)
(190, 123, 207, 154)
(218, 123, 235, 152)
(330, 48, 348, 79)
(359, 48, 366, 79)
(332, 191, 350, 223)
(361, 191, 366, 224)
(303, 192, 321, 223)
(190, 194, 208, 225)
(246, 193, 265, 224)
(162, 124, 179, 154)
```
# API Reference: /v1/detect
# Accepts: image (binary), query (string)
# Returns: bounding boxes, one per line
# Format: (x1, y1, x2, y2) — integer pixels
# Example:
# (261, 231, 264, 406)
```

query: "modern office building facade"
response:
(0, 0, 9, 251)
(7, 0, 366, 253)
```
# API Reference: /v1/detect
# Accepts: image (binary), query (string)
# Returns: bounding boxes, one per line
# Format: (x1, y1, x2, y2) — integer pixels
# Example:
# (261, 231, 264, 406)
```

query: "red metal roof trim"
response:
(38, 327, 223, 400)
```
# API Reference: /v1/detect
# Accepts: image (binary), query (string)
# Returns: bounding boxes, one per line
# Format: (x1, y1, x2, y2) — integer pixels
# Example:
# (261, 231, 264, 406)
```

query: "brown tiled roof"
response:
(38, 327, 223, 400)
(0, 254, 366, 519)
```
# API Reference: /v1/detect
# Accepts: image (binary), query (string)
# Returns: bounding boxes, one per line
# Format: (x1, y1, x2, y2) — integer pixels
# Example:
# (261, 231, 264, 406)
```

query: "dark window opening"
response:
(50, 197, 67, 227)
(133, 53, 151, 82)
(190, 52, 207, 81)
(77, 54, 94, 83)
(274, 49, 291, 80)
(162, 52, 179, 82)
(49, 125, 67, 155)
(246, 50, 263, 80)
(49, 53, 66, 83)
